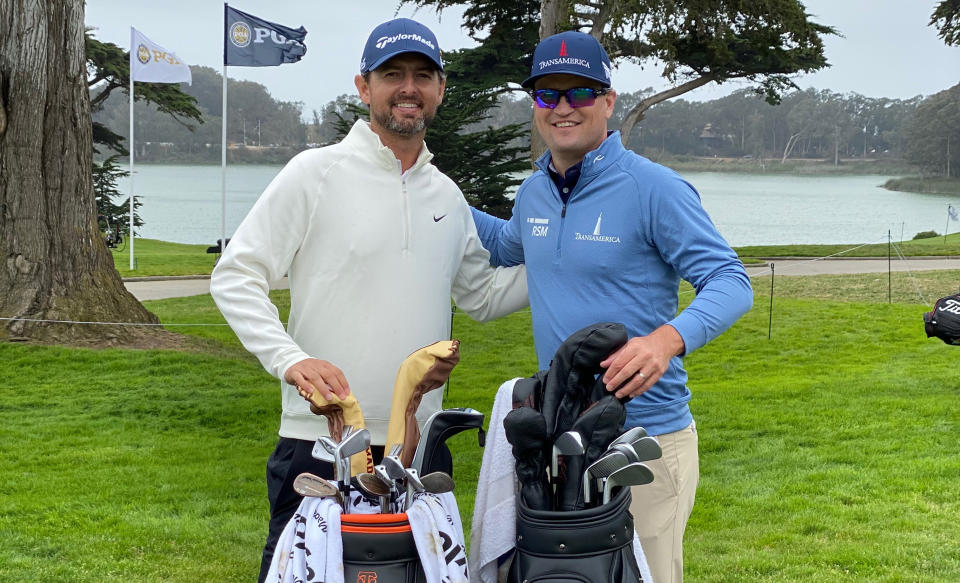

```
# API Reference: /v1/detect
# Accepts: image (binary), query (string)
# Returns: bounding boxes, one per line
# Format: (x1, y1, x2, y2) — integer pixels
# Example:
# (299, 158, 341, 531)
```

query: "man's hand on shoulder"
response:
(600, 325, 685, 400)
(284, 358, 351, 402)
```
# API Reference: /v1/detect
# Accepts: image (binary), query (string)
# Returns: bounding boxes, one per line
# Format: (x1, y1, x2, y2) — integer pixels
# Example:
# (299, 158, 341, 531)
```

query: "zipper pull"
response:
(561, 204, 567, 218)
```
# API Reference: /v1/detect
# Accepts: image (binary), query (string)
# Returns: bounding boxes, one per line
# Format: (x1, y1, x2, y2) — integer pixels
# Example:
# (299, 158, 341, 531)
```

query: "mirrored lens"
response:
(532, 88, 604, 109)
(533, 89, 561, 108)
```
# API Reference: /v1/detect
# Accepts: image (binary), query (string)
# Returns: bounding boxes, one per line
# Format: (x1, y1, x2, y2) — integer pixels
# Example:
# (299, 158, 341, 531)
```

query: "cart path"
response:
(124, 258, 960, 301)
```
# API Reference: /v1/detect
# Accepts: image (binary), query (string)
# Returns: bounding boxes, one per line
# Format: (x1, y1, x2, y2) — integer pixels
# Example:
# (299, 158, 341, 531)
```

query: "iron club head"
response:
(293, 472, 340, 499)
(551, 430, 586, 484)
(420, 471, 455, 494)
(602, 462, 654, 504)
(582, 449, 630, 505)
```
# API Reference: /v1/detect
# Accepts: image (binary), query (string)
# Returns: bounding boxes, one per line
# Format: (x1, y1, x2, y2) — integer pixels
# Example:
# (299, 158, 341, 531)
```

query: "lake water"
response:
(129, 164, 958, 247)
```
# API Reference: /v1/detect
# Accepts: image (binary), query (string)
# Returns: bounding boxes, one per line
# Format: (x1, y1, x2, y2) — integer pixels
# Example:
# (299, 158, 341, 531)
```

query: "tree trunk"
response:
(528, 0, 568, 165)
(0, 0, 161, 344)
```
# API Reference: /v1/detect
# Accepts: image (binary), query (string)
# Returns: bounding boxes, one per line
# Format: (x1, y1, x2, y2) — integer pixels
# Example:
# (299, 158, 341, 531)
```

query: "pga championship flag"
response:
(224, 5, 307, 66)
(129, 27, 192, 84)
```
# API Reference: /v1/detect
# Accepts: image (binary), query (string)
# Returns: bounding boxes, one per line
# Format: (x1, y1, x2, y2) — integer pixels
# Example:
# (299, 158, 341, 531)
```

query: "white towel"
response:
(265, 496, 344, 583)
(407, 491, 469, 583)
(469, 378, 521, 583)
(468, 378, 655, 583)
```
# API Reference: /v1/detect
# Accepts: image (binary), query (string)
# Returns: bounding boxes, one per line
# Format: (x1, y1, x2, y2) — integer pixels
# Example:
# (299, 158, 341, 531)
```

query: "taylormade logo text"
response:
(376, 33, 435, 51)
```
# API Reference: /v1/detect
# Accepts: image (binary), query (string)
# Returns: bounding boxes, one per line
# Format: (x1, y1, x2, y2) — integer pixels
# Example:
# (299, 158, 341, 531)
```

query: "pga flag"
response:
(224, 5, 307, 66)
(130, 27, 192, 84)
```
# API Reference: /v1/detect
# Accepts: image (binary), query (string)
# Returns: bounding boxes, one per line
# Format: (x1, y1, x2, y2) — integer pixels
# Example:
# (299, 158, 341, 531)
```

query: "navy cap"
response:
(522, 31, 612, 88)
(360, 18, 444, 74)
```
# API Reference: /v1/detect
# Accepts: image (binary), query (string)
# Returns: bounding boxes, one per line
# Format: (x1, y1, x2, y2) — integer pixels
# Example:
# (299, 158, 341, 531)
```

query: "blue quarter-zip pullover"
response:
(472, 131, 753, 435)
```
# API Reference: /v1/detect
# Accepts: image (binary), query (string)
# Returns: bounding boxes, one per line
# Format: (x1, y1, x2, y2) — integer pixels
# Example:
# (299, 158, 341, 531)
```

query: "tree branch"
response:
(620, 74, 717, 146)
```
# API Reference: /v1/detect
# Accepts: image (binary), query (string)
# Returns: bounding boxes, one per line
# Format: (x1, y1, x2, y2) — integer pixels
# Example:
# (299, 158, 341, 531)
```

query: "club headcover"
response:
(503, 406, 552, 511)
(540, 322, 628, 440)
(383, 340, 461, 466)
(555, 395, 626, 511)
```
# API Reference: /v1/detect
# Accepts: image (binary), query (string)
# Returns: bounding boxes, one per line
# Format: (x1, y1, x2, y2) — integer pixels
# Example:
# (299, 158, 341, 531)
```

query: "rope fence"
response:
(2, 233, 956, 329)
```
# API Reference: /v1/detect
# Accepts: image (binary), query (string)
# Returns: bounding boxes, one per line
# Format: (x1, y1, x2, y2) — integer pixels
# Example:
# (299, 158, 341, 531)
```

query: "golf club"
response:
(601, 462, 654, 504)
(626, 435, 662, 462)
(609, 426, 647, 448)
(403, 467, 425, 509)
(356, 472, 394, 513)
(551, 430, 585, 491)
(334, 428, 371, 508)
(311, 435, 338, 464)
(410, 407, 484, 474)
(293, 472, 340, 499)
(419, 471, 455, 494)
(374, 464, 399, 513)
(582, 449, 630, 505)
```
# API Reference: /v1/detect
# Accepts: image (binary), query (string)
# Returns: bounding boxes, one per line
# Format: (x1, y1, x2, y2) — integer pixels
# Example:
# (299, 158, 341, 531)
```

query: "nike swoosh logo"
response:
(433, 214, 447, 222)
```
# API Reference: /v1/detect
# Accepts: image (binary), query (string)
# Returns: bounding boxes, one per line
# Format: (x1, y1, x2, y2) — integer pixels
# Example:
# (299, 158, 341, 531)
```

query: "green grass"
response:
(110, 239, 217, 277)
(3, 271, 958, 581)
(884, 176, 960, 196)
(108, 235, 960, 281)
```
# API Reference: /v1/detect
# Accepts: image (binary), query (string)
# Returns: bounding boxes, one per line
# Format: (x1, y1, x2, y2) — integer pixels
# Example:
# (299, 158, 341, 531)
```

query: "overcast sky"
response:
(85, 0, 960, 116)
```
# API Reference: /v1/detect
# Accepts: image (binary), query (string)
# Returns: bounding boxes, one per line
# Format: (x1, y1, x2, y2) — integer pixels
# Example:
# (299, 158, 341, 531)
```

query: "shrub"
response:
(912, 230, 940, 240)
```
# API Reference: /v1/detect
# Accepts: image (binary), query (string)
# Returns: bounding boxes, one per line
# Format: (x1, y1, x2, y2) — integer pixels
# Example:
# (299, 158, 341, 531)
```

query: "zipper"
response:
(401, 177, 410, 251)
(554, 201, 567, 260)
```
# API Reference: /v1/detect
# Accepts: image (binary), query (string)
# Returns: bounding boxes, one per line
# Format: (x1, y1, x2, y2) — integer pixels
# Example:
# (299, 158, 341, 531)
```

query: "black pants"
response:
(256, 437, 452, 583)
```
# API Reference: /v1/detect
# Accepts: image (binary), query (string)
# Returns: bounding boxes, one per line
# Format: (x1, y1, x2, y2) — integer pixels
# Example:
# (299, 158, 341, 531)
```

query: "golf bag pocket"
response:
(341, 513, 426, 583)
(509, 487, 641, 583)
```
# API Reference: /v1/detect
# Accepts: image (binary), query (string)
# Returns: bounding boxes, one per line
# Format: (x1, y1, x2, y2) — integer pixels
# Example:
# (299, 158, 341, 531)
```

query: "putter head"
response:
(420, 471, 455, 494)
(602, 462, 654, 504)
(293, 472, 340, 498)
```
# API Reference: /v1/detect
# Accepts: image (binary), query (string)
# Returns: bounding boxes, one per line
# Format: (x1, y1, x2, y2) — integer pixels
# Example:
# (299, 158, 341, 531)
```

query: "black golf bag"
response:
(341, 513, 426, 583)
(924, 289, 960, 345)
(509, 486, 642, 583)
(503, 322, 645, 582)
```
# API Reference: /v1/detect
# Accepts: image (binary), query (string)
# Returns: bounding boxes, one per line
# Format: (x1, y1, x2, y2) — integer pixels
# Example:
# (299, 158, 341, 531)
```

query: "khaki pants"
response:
(629, 421, 699, 583)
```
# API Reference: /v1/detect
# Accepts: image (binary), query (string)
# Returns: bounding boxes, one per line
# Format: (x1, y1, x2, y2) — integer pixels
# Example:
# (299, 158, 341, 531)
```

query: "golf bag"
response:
(508, 487, 642, 583)
(341, 513, 426, 583)
(924, 290, 960, 345)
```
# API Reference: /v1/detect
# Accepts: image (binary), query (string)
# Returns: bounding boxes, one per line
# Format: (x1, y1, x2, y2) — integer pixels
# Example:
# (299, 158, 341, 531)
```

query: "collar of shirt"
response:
(548, 159, 583, 204)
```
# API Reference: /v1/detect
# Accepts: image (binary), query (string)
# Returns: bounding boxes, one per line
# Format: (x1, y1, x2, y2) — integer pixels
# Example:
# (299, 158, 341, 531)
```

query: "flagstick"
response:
(221, 63, 228, 252)
(946, 206, 951, 244)
(129, 73, 135, 271)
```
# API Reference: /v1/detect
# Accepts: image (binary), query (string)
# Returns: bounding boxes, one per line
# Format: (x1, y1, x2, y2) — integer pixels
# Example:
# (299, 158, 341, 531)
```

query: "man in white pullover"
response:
(209, 18, 528, 582)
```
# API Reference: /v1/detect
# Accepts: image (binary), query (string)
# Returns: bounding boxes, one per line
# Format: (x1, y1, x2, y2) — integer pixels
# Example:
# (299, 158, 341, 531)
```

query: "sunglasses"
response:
(530, 87, 609, 109)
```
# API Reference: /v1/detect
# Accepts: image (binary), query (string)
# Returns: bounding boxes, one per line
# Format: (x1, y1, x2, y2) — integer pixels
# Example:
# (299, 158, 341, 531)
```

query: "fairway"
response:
(1, 271, 958, 581)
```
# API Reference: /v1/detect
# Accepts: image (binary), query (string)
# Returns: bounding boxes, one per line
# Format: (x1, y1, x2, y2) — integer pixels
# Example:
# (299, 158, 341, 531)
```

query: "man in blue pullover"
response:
(471, 31, 753, 583)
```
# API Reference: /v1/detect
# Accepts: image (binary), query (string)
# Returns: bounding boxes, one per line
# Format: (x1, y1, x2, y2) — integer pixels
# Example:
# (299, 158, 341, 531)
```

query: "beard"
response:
(372, 99, 436, 136)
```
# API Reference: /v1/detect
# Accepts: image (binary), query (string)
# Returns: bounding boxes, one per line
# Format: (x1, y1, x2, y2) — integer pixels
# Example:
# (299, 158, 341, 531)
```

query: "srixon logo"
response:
(356, 571, 378, 583)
